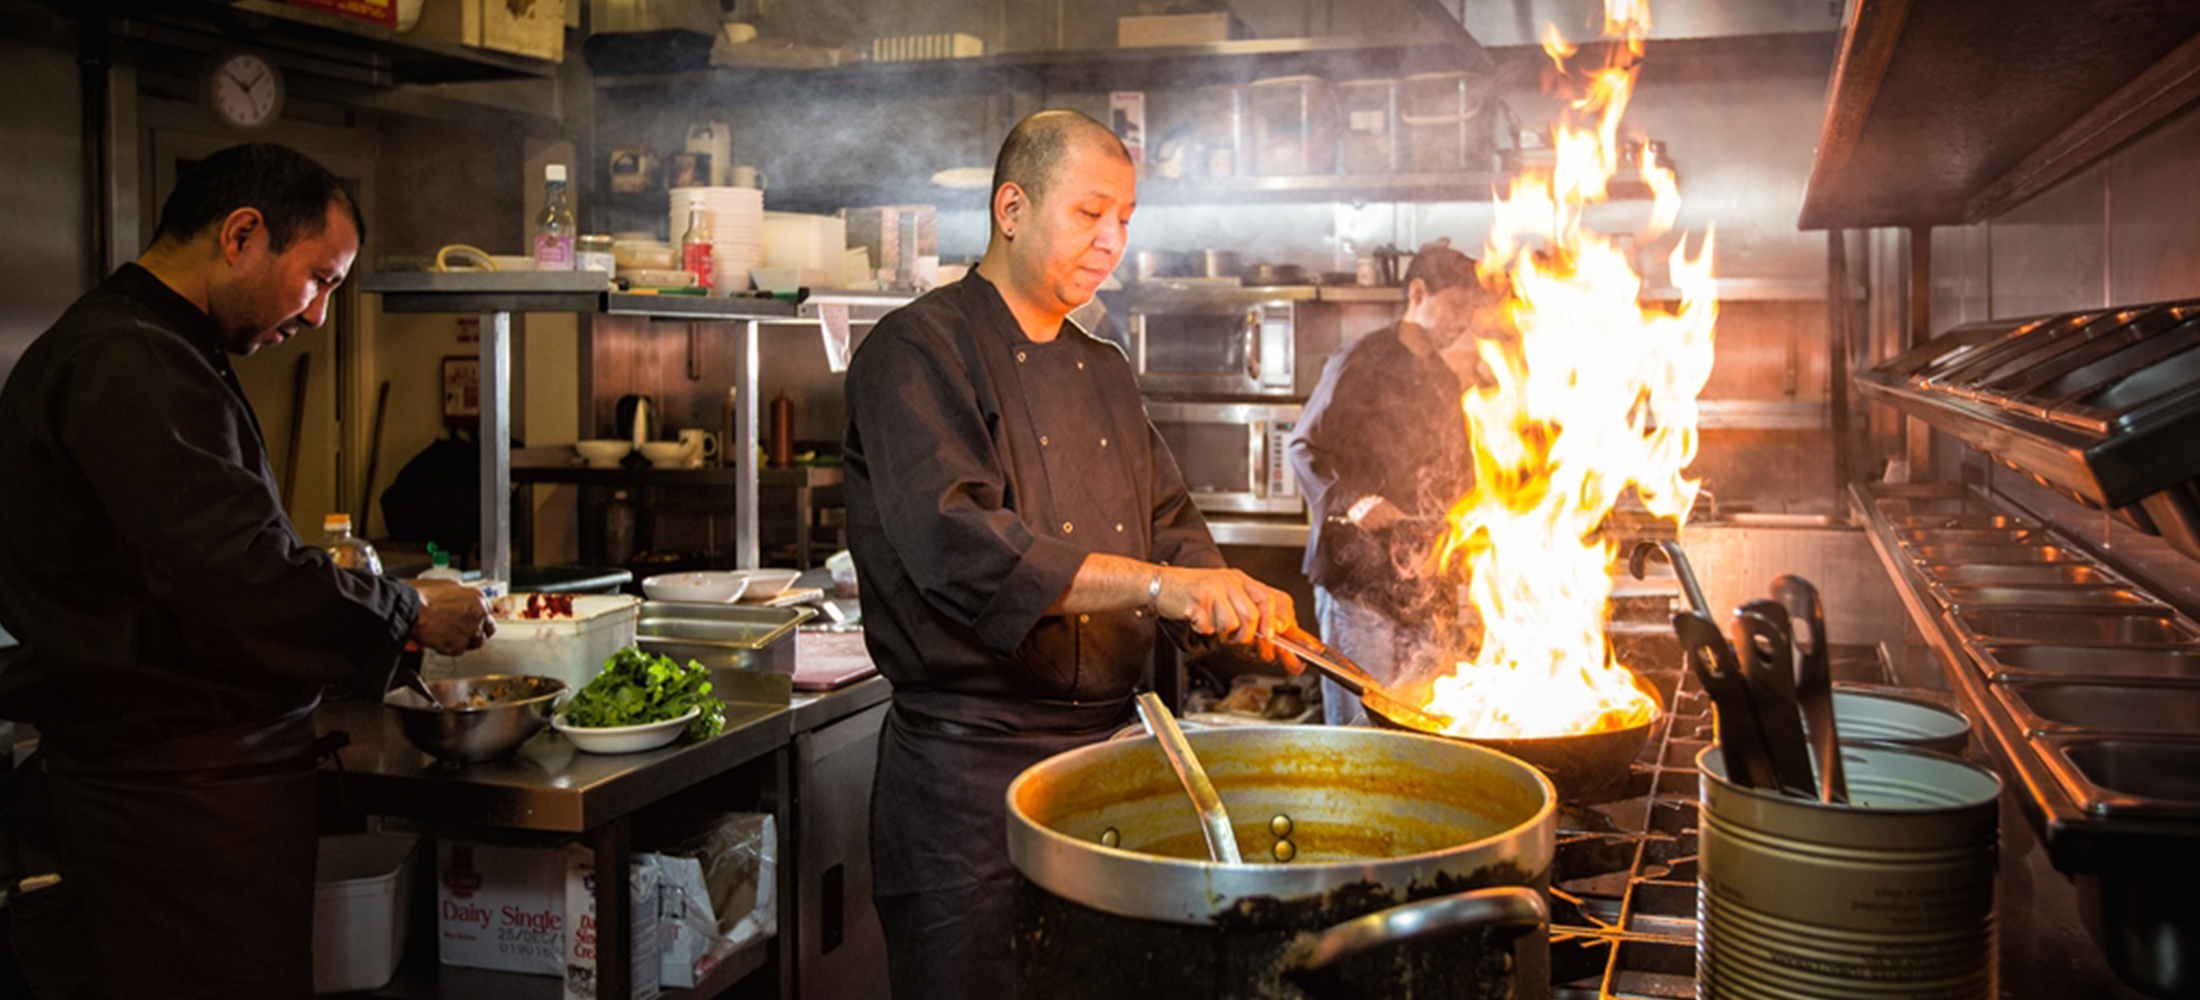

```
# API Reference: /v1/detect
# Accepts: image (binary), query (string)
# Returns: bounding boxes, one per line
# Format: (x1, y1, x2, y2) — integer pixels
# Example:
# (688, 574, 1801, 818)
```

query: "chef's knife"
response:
(1772, 574, 1847, 804)
(1735, 607, 1817, 798)
(1671, 610, 1775, 790)
(1629, 539, 1711, 615)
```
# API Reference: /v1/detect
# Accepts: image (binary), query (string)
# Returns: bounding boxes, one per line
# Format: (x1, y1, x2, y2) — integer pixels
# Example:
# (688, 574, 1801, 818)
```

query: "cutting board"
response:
(792, 630, 878, 691)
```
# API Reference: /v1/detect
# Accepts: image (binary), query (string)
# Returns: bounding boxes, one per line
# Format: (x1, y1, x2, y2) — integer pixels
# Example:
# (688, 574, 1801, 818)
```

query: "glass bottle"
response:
(533, 163, 576, 271)
(321, 514, 383, 575)
(680, 193, 714, 291)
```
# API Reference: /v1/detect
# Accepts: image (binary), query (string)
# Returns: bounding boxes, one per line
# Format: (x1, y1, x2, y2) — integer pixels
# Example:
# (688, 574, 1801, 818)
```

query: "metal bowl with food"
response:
(383, 674, 567, 764)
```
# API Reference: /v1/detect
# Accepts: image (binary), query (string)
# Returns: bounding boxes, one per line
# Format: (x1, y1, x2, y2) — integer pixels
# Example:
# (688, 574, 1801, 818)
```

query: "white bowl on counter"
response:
(732, 568, 801, 600)
(575, 440, 632, 467)
(642, 571, 749, 603)
(552, 707, 698, 754)
(638, 441, 691, 468)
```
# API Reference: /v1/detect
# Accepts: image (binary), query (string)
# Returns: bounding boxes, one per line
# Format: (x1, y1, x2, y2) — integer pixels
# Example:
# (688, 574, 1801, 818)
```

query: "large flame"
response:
(1422, 0, 1718, 739)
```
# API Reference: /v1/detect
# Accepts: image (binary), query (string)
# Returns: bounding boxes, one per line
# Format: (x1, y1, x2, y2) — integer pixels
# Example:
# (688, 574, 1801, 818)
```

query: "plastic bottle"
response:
(418, 543, 465, 581)
(321, 514, 383, 575)
(679, 192, 714, 291)
(533, 163, 576, 271)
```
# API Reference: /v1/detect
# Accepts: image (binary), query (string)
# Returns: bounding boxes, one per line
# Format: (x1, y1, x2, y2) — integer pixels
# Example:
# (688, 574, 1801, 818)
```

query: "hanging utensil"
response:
(1628, 539, 1711, 615)
(1735, 606, 1817, 798)
(1275, 627, 1454, 733)
(1672, 610, 1776, 790)
(1134, 691, 1242, 865)
(1772, 574, 1847, 804)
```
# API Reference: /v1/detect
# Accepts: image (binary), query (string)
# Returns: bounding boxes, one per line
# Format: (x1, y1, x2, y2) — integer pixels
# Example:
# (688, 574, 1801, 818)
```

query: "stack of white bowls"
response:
(669, 187, 764, 294)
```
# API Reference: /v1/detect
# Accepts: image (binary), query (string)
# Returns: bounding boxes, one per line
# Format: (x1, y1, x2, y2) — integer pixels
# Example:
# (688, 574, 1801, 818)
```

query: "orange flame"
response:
(1422, 0, 1717, 739)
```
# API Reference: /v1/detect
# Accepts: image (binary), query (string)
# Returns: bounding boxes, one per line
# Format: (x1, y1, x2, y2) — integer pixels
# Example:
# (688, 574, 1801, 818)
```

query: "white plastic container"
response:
(314, 834, 417, 994)
(424, 593, 641, 692)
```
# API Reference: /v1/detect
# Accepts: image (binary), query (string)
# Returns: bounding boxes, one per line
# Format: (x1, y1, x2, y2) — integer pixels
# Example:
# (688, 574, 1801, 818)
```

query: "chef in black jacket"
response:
(844, 110, 1297, 1000)
(0, 143, 494, 999)
(1288, 243, 1504, 724)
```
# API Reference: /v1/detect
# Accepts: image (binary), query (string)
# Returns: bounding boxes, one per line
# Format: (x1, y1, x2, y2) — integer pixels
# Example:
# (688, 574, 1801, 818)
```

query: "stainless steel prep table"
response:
(315, 694, 793, 1000)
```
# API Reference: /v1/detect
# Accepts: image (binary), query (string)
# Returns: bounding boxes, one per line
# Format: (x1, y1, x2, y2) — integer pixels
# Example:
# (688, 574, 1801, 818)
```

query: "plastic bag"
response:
(641, 813, 776, 988)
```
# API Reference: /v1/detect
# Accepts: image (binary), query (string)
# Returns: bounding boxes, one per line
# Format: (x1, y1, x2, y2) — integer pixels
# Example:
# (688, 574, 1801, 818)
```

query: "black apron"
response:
(870, 699, 1129, 1000)
(3, 702, 321, 1000)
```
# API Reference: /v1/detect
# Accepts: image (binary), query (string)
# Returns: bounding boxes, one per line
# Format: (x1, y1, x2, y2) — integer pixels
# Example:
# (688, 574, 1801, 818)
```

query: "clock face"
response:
(208, 53, 282, 131)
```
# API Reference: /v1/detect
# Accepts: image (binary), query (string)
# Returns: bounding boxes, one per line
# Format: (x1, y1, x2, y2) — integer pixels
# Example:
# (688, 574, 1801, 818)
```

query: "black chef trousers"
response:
(870, 702, 1123, 1000)
(3, 703, 320, 1000)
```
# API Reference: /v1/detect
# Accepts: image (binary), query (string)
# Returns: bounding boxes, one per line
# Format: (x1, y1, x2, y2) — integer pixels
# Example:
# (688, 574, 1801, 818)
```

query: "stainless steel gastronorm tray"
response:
(1910, 543, 2088, 564)
(1922, 563, 2120, 586)
(1955, 608, 2197, 645)
(2034, 734, 2200, 818)
(1932, 585, 2162, 610)
(1972, 643, 2200, 683)
(1898, 526, 2055, 547)
(1994, 680, 2200, 736)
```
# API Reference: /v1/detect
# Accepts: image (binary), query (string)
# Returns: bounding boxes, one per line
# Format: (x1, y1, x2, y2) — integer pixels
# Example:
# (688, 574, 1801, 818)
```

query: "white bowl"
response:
(552, 707, 699, 754)
(732, 568, 802, 600)
(575, 440, 632, 468)
(639, 441, 691, 468)
(642, 571, 748, 603)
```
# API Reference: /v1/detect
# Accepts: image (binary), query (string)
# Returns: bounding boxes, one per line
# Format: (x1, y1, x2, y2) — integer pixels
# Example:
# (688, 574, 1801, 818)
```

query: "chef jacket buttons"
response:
(1115, 523, 1125, 533)
(1062, 521, 1074, 533)
(1017, 350, 1027, 363)
(1100, 437, 1109, 447)
(1078, 614, 1090, 623)
(1077, 361, 1085, 370)
(1041, 435, 1050, 446)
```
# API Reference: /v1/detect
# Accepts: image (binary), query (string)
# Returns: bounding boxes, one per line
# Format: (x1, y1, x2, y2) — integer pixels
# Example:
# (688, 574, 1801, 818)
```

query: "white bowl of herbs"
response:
(553, 647, 726, 754)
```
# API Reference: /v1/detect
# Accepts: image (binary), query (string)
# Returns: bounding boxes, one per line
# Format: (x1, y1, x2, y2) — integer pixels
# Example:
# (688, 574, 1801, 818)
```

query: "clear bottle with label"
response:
(679, 193, 714, 291)
(321, 513, 383, 575)
(533, 164, 576, 271)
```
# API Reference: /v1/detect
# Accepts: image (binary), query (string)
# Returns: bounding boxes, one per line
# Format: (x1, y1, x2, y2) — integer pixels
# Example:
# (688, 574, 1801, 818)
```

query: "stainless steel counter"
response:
(316, 696, 791, 833)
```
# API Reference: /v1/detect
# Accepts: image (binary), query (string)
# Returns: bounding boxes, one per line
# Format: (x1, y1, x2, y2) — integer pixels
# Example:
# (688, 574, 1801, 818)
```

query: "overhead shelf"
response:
(1799, 0, 2200, 230)
(756, 170, 1659, 213)
(109, 0, 558, 85)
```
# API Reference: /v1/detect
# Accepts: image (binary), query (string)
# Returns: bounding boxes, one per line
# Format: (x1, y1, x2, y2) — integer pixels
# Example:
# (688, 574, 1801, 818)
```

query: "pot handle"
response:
(1280, 885, 1547, 991)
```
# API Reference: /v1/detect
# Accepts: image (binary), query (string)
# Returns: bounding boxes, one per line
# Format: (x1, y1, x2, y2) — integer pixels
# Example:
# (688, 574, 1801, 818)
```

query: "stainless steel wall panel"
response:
(0, 5, 89, 385)
(2108, 101, 2200, 307)
(1989, 164, 2108, 319)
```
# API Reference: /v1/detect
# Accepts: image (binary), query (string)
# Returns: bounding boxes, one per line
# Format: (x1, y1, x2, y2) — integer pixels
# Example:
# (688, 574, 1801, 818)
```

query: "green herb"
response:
(565, 646, 725, 740)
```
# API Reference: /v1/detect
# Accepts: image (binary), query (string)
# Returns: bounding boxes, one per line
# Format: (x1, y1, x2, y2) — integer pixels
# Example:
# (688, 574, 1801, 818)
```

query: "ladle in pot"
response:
(1134, 691, 1242, 864)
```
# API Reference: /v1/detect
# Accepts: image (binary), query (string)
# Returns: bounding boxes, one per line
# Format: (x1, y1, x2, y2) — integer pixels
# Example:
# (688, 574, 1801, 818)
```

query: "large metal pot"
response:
(1008, 726, 1556, 999)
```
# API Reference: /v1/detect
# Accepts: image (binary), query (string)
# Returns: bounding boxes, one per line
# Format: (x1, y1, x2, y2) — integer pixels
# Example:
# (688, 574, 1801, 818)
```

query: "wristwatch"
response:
(1346, 494, 1384, 526)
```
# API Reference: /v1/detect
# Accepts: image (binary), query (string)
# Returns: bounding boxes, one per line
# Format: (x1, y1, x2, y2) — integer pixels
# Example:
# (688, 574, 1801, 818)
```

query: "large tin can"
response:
(1697, 743, 2002, 999)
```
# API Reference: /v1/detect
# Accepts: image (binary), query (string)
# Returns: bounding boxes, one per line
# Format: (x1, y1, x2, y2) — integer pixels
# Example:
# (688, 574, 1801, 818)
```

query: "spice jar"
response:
(575, 234, 616, 274)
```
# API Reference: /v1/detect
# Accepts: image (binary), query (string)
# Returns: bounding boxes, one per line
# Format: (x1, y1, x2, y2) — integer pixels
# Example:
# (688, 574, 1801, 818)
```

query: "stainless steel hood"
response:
(1859, 300, 2200, 558)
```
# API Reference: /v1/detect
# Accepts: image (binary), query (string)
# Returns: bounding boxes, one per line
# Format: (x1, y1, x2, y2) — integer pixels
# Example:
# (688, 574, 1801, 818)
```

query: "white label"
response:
(1348, 110, 1388, 133)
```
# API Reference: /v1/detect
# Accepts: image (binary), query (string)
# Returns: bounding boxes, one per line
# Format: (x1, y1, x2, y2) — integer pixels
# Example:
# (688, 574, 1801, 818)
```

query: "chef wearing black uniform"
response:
(0, 143, 494, 999)
(843, 110, 1297, 1000)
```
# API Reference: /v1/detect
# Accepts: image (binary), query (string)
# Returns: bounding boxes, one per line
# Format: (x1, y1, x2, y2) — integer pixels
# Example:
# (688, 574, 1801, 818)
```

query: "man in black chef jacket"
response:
(1288, 242, 1504, 724)
(0, 143, 494, 999)
(844, 110, 1298, 1000)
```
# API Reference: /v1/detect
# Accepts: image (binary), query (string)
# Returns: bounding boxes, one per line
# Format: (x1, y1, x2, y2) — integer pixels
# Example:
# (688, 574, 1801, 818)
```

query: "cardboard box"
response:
(1117, 13, 1250, 48)
(437, 841, 566, 976)
(564, 846, 662, 1000)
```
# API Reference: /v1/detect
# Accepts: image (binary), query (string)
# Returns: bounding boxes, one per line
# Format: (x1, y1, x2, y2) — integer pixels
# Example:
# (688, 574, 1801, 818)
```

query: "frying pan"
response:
(1278, 628, 1657, 802)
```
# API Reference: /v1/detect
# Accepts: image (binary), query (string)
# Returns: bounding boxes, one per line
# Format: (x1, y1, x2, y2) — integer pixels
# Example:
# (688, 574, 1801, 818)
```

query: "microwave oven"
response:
(1146, 400, 1302, 515)
(1127, 288, 1317, 398)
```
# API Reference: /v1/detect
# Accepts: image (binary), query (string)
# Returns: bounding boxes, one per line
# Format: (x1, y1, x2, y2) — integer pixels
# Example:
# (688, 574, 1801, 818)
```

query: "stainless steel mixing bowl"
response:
(383, 674, 566, 764)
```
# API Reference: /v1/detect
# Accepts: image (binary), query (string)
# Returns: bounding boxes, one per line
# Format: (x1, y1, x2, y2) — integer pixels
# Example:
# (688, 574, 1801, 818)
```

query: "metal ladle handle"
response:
(1134, 691, 1242, 865)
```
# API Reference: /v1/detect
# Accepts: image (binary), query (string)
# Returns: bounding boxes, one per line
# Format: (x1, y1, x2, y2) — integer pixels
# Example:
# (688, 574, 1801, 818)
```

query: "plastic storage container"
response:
(1247, 75, 1339, 176)
(313, 833, 417, 994)
(423, 593, 641, 691)
(1338, 78, 1402, 174)
(1402, 70, 1496, 171)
